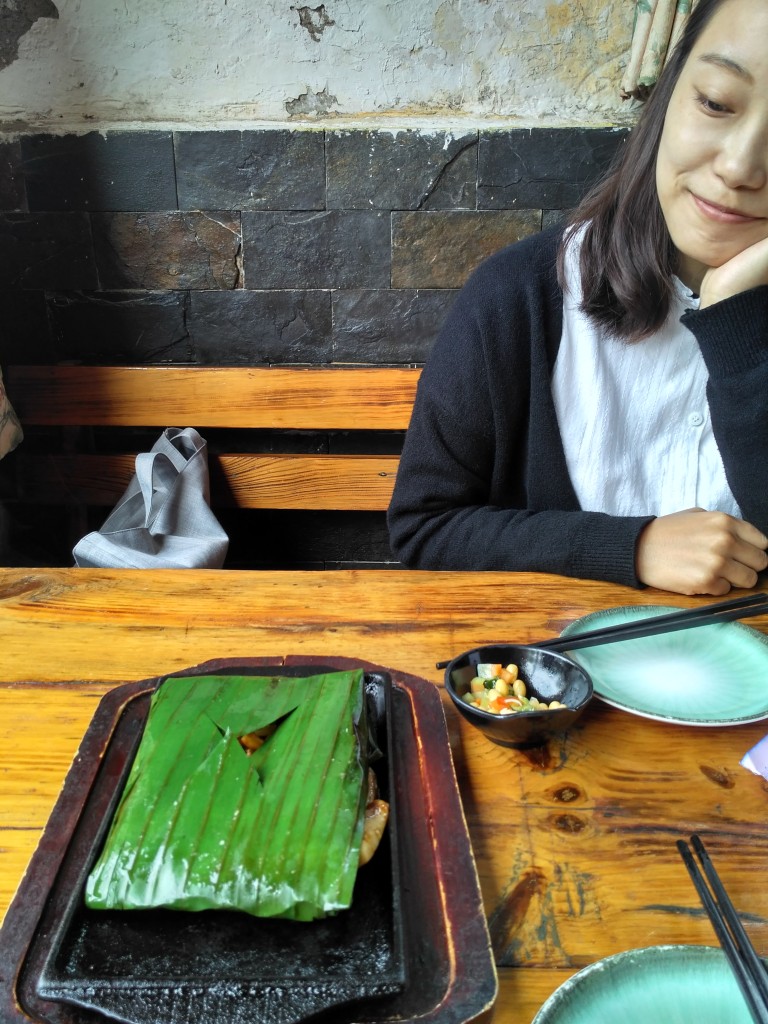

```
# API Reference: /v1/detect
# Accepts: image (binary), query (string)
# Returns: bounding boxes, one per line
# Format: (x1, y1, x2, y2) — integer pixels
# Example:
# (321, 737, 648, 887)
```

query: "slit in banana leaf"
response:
(85, 669, 383, 921)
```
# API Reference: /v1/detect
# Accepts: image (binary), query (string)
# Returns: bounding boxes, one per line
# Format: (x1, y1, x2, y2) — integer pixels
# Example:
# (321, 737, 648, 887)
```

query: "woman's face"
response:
(655, 0, 768, 292)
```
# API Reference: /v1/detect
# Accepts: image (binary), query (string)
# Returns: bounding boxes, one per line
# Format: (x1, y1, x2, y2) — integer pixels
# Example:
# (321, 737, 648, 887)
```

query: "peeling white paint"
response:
(0, 0, 639, 132)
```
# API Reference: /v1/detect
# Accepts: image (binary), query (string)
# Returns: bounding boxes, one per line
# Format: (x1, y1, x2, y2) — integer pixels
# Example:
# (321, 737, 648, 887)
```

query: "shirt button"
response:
(688, 411, 704, 427)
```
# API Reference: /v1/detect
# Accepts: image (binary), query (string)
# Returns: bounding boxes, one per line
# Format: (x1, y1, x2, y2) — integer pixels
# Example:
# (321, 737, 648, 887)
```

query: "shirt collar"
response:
(673, 275, 700, 310)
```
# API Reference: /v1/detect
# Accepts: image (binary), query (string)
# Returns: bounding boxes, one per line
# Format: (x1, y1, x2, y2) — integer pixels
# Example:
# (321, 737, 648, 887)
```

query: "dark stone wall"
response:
(0, 126, 629, 567)
(0, 126, 628, 367)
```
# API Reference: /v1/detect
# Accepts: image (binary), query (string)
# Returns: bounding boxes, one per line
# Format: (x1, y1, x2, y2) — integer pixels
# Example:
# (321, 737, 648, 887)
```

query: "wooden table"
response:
(1, 567, 768, 1022)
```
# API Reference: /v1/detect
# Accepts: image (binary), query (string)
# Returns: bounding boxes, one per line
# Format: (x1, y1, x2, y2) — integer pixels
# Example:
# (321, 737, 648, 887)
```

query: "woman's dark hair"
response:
(560, 0, 726, 341)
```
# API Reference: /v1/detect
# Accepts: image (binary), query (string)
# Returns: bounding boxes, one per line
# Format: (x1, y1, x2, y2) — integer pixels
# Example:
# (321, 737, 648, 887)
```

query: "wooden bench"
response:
(0, 364, 421, 568)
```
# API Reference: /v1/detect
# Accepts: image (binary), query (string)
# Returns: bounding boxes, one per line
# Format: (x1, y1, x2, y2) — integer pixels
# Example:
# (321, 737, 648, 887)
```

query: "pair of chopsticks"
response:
(678, 834, 768, 1024)
(436, 592, 768, 669)
(534, 592, 768, 653)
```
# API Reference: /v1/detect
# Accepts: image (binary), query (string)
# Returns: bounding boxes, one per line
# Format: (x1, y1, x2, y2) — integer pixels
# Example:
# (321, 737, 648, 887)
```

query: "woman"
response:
(387, 0, 768, 596)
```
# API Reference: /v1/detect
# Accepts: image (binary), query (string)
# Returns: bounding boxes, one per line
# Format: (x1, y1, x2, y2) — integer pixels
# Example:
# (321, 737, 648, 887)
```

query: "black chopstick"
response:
(435, 593, 768, 669)
(531, 592, 768, 653)
(677, 834, 768, 1024)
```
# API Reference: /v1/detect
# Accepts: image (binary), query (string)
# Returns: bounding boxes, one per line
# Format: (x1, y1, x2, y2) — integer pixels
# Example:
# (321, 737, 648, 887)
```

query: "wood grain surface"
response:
(17, 452, 401, 509)
(1, 568, 767, 1022)
(7, 365, 420, 429)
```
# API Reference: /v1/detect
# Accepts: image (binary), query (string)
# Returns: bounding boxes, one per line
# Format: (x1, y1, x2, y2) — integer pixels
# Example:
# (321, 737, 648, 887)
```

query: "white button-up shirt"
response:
(552, 234, 740, 519)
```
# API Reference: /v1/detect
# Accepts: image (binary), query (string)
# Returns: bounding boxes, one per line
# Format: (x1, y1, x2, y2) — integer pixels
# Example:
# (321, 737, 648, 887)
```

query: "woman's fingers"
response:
(635, 508, 768, 595)
(730, 518, 768, 571)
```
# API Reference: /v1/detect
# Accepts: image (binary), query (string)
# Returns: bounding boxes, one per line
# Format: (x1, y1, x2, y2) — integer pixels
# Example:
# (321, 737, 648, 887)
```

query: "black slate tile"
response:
(326, 129, 477, 210)
(47, 290, 192, 363)
(0, 289, 55, 362)
(175, 130, 325, 211)
(332, 288, 457, 363)
(542, 210, 567, 231)
(242, 211, 390, 288)
(0, 212, 97, 289)
(0, 141, 26, 211)
(189, 289, 332, 364)
(20, 132, 177, 212)
(392, 210, 541, 289)
(478, 128, 630, 210)
(92, 212, 241, 290)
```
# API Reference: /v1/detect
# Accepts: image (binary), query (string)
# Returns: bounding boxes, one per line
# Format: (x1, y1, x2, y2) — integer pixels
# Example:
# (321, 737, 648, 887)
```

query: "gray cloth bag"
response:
(73, 427, 229, 569)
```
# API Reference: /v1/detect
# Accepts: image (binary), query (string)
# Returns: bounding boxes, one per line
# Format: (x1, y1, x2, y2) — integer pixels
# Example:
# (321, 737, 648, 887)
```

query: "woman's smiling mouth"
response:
(691, 192, 765, 224)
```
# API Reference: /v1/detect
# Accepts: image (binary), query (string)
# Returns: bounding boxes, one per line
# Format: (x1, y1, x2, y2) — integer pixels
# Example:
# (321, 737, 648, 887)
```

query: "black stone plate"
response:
(0, 656, 497, 1024)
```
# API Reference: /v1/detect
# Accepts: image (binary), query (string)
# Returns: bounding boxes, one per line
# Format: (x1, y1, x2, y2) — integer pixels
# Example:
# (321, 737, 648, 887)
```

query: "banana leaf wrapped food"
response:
(85, 669, 381, 921)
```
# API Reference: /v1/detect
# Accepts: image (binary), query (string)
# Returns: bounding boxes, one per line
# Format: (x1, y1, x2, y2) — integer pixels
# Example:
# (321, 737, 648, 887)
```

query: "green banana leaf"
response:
(85, 669, 370, 921)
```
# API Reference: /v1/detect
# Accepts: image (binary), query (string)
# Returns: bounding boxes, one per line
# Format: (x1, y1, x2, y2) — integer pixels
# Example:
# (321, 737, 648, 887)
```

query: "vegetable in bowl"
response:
(464, 661, 569, 715)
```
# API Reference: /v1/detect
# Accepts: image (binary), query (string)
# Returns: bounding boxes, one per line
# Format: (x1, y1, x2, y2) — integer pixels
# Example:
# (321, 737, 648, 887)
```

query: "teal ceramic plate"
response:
(532, 945, 755, 1024)
(560, 605, 768, 726)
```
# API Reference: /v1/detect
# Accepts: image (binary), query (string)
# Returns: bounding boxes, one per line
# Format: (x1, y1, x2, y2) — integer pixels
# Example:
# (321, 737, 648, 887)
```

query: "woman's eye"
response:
(695, 90, 731, 114)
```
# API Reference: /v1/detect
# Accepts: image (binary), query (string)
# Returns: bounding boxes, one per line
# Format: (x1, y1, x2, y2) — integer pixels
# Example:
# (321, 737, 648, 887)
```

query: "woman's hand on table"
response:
(699, 234, 768, 308)
(636, 508, 768, 595)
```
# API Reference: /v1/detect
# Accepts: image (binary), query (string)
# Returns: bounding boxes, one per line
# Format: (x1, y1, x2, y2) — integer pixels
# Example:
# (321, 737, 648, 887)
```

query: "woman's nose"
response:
(713, 121, 768, 191)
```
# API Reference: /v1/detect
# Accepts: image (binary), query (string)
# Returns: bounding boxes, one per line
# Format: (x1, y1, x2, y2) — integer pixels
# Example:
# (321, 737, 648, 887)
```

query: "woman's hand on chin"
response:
(635, 508, 768, 595)
(699, 233, 768, 308)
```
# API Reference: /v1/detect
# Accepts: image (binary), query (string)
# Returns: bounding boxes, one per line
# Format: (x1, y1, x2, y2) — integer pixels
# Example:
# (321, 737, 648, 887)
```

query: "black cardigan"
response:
(387, 226, 768, 588)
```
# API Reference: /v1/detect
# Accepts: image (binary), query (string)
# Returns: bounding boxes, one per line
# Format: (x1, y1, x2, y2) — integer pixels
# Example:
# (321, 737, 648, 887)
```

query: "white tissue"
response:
(740, 734, 768, 780)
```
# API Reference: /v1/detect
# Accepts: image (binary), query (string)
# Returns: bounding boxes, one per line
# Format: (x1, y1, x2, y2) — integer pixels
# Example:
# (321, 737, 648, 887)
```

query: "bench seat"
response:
(1, 364, 421, 567)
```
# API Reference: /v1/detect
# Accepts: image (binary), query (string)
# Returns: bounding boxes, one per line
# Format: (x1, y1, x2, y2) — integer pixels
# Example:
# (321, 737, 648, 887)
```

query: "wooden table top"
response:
(1, 567, 768, 1023)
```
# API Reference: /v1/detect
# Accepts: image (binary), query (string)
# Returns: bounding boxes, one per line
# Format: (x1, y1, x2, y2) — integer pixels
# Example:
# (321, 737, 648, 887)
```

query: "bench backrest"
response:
(1, 364, 421, 566)
(5, 364, 420, 511)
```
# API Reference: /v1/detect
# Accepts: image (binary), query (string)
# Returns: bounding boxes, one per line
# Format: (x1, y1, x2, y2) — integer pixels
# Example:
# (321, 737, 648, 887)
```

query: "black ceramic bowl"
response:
(444, 643, 593, 748)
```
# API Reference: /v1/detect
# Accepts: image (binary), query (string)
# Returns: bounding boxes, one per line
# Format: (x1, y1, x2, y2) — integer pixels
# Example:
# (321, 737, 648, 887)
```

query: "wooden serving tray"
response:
(0, 656, 497, 1024)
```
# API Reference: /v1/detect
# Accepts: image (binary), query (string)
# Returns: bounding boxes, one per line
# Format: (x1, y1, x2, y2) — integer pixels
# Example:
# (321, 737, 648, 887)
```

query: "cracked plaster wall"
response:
(0, 0, 638, 133)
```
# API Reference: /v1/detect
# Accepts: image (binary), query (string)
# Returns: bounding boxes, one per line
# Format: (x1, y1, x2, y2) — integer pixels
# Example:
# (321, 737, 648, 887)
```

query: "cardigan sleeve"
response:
(681, 284, 768, 535)
(387, 235, 654, 587)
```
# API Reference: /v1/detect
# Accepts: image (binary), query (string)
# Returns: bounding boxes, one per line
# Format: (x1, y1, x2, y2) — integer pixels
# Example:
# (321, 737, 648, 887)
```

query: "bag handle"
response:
(154, 427, 204, 473)
(132, 429, 207, 525)
(134, 452, 170, 526)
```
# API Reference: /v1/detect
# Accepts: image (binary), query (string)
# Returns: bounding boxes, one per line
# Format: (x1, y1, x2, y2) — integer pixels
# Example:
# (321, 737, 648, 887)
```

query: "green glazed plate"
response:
(560, 605, 768, 726)
(532, 945, 756, 1024)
